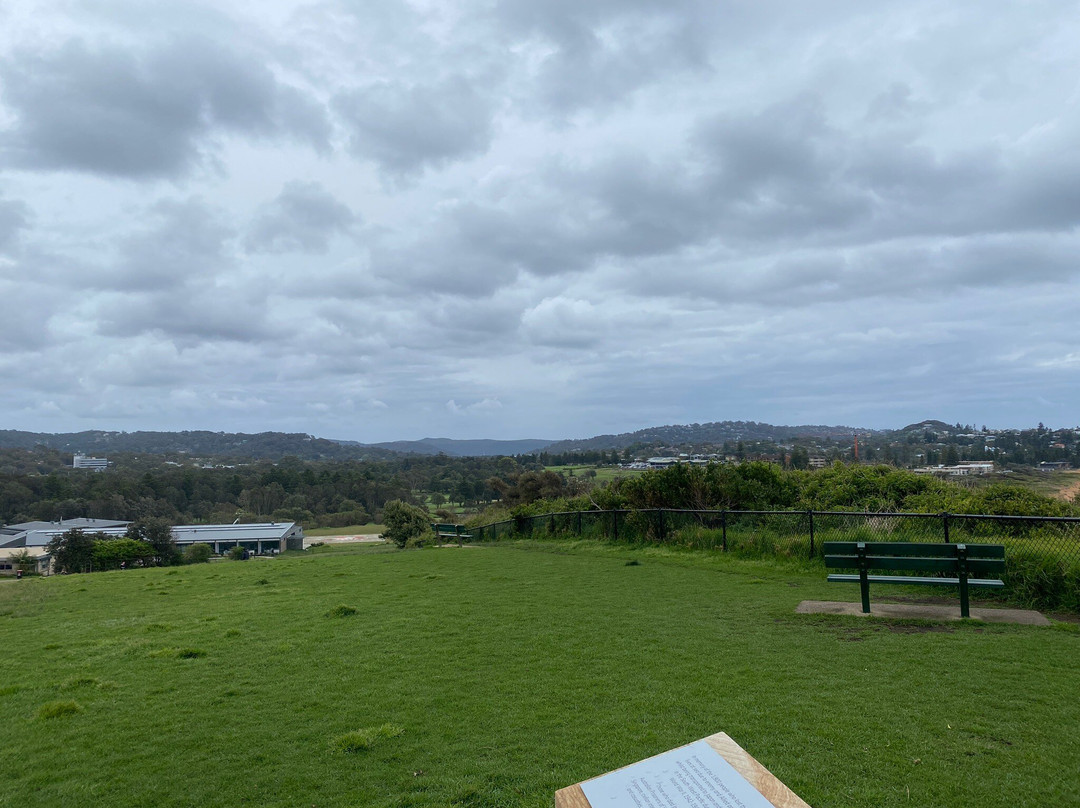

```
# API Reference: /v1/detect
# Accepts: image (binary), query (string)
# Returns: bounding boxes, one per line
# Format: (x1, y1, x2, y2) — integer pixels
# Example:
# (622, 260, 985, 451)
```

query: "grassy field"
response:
(545, 464, 643, 483)
(977, 467, 1080, 501)
(303, 523, 386, 536)
(1, 542, 1078, 807)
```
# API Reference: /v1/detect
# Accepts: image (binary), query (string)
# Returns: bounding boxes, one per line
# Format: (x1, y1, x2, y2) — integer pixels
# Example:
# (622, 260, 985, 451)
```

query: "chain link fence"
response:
(468, 508, 1080, 611)
(471, 508, 1080, 565)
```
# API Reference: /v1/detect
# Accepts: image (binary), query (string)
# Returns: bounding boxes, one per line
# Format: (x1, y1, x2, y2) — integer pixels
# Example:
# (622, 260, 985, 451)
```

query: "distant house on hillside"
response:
(646, 457, 679, 468)
(913, 462, 995, 476)
(1038, 461, 1070, 472)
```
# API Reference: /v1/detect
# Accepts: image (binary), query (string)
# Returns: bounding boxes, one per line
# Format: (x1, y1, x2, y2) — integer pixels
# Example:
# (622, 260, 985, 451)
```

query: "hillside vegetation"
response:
(480, 462, 1080, 519)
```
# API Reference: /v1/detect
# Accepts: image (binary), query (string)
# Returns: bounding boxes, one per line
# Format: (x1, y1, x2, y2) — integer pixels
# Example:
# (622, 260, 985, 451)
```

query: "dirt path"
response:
(303, 534, 383, 548)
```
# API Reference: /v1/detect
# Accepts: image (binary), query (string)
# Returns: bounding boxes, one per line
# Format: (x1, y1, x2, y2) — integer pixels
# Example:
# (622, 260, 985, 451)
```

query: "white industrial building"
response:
(73, 453, 109, 471)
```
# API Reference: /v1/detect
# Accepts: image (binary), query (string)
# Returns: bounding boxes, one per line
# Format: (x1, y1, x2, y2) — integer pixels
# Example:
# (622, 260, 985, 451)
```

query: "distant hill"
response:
(2, 419, 990, 463)
(898, 420, 956, 434)
(368, 437, 554, 457)
(543, 421, 877, 453)
(0, 430, 396, 462)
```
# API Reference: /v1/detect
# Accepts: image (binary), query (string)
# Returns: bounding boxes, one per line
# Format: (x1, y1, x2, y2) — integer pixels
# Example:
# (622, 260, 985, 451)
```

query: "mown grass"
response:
(0, 542, 1077, 807)
(545, 464, 643, 483)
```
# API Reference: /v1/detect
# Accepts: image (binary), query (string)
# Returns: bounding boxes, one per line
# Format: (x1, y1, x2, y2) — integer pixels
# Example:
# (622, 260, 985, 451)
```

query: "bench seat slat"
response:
(827, 574, 1004, 588)
(825, 556, 1005, 575)
(823, 541, 1005, 559)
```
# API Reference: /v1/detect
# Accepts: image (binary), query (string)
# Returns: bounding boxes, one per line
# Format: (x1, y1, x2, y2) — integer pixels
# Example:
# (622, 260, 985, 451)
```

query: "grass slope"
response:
(1, 543, 1077, 807)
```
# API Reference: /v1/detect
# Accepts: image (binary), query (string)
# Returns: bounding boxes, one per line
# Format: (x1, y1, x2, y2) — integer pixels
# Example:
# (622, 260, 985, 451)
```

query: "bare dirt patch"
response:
(1050, 470, 1080, 502)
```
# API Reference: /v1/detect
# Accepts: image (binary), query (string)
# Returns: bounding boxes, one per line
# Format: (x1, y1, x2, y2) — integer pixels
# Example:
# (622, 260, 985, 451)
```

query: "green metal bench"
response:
(824, 541, 1005, 618)
(431, 523, 472, 547)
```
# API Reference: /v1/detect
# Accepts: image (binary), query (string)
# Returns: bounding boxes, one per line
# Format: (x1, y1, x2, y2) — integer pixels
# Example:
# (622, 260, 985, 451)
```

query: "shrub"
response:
(228, 546, 249, 561)
(1004, 548, 1080, 613)
(183, 543, 213, 564)
(381, 501, 432, 549)
(9, 549, 36, 575)
(92, 537, 154, 568)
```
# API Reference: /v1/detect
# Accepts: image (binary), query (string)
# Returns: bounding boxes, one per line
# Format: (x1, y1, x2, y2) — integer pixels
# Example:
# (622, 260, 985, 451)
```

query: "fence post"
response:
(807, 510, 815, 559)
(613, 511, 620, 542)
(576, 510, 582, 535)
(658, 509, 665, 543)
(721, 510, 728, 552)
(942, 512, 951, 543)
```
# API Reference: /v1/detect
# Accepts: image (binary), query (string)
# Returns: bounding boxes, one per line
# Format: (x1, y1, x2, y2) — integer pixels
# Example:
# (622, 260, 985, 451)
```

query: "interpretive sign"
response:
(554, 732, 811, 808)
(581, 739, 774, 808)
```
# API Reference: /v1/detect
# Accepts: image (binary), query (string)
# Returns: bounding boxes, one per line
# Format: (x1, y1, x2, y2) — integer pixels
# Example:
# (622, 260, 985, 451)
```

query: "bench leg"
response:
(959, 574, 970, 619)
(859, 568, 870, 614)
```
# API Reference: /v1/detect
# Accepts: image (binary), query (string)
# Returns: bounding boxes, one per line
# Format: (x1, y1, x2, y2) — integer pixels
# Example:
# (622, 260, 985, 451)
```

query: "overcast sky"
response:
(2, 1, 1079, 442)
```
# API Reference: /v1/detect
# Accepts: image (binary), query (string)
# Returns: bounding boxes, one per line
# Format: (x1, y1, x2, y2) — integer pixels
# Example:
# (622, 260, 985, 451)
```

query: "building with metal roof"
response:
(0, 519, 304, 574)
(171, 522, 303, 555)
(0, 518, 131, 548)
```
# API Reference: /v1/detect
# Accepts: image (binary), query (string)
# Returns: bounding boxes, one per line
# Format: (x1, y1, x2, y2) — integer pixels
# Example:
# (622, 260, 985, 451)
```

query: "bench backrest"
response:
(824, 541, 1005, 576)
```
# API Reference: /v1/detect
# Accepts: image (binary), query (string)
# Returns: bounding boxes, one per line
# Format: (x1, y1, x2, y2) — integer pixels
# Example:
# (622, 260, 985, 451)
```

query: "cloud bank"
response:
(1, 0, 1078, 440)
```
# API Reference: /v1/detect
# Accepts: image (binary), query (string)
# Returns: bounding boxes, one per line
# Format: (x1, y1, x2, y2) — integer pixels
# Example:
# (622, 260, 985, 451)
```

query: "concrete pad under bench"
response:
(797, 600, 1051, 625)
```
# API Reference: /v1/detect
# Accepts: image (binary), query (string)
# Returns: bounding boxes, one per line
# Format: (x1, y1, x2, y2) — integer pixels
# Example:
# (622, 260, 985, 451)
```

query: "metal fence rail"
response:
(470, 509, 1080, 563)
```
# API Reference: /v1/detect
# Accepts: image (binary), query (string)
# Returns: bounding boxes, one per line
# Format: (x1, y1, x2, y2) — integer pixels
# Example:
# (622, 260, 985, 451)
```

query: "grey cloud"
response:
(0, 279, 62, 352)
(106, 198, 235, 292)
(0, 197, 29, 252)
(245, 182, 356, 254)
(334, 76, 495, 176)
(95, 285, 273, 345)
(0, 37, 329, 178)
(497, 0, 711, 112)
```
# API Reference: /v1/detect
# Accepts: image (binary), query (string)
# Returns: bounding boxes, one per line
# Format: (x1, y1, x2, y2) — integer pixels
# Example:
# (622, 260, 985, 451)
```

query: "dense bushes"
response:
(91, 538, 155, 568)
(580, 462, 1080, 517)
(381, 500, 432, 548)
(183, 543, 213, 564)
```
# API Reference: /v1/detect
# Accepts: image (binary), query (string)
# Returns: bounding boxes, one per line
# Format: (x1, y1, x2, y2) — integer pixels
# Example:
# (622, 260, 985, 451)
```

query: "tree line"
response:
(478, 461, 1080, 520)
(0, 450, 532, 528)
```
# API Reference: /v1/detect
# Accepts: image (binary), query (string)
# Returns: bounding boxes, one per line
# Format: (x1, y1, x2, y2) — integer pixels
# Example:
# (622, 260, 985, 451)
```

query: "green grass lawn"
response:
(546, 464, 643, 483)
(303, 523, 386, 536)
(1, 542, 1077, 807)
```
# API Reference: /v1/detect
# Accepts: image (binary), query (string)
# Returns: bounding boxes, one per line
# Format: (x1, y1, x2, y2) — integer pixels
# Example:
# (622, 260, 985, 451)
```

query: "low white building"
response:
(73, 453, 109, 471)
(171, 522, 304, 555)
(0, 518, 304, 574)
(0, 518, 130, 575)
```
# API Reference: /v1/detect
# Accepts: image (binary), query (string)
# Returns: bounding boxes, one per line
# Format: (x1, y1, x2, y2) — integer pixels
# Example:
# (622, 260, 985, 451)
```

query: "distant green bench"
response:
(824, 541, 1005, 618)
(431, 523, 472, 546)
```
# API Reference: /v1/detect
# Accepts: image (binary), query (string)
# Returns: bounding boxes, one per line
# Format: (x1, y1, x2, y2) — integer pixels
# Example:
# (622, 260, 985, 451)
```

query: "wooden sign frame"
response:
(555, 732, 811, 808)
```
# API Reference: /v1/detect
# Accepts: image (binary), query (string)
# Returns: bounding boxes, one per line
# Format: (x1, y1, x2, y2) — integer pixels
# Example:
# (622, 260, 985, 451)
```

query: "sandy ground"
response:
(1052, 471, 1080, 502)
(303, 534, 384, 548)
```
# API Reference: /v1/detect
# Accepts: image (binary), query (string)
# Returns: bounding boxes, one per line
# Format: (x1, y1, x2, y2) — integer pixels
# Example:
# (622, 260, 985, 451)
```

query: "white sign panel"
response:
(580, 739, 776, 808)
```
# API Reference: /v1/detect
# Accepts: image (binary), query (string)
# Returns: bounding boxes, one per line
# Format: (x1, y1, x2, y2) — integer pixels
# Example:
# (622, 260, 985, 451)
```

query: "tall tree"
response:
(126, 518, 180, 565)
(47, 528, 96, 573)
